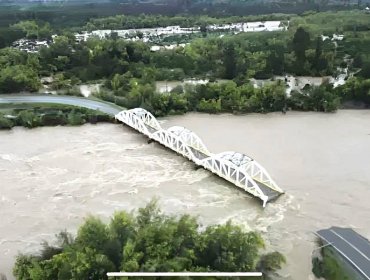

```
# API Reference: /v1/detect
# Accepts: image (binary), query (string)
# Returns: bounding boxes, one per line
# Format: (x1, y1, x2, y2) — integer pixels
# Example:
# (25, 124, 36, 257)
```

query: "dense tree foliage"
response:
(0, 65, 40, 93)
(1, 10, 369, 114)
(11, 21, 52, 40)
(289, 85, 341, 112)
(100, 77, 345, 116)
(5, 10, 370, 80)
(0, 1, 359, 29)
(0, 106, 113, 129)
(13, 201, 285, 280)
(312, 246, 353, 280)
(0, 48, 40, 93)
(338, 77, 370, 105)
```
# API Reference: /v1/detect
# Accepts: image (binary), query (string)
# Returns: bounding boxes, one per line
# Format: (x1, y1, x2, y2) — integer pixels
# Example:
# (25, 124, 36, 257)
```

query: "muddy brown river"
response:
(1, 110, 370, 279)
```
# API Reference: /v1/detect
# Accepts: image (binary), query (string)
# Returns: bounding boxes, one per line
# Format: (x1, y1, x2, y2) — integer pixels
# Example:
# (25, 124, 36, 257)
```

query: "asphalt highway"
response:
(0, 94, 122, 116)
(317, 227, 370, 280)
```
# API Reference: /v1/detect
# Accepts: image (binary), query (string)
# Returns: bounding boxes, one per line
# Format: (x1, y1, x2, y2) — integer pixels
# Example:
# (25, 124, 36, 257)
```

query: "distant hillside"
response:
(0, 0, 362, 5)
(0, 0, 364, 38)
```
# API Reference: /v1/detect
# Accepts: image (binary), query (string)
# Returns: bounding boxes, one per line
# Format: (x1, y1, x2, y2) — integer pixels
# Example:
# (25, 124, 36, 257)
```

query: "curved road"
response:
(0, 95, 123, 116)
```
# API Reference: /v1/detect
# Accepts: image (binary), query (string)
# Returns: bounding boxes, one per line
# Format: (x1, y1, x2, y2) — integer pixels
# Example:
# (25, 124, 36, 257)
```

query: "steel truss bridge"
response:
(115, 108, 284, 207)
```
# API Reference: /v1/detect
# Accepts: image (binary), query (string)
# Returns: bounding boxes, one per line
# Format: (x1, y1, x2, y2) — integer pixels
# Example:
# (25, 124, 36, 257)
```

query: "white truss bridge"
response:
(115, 108, 284, 207)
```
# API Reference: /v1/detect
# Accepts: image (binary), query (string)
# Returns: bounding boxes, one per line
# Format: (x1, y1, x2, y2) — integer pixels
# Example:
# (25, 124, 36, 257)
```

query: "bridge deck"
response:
(255, 181, 282, 202)
(316, 227, 370, 280)
(146, 125, 158, 134)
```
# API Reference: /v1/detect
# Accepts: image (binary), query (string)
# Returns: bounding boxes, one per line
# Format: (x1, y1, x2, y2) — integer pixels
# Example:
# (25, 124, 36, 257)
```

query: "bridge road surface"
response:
(316, 227, 370, 280)
(0, 95, 122, 116)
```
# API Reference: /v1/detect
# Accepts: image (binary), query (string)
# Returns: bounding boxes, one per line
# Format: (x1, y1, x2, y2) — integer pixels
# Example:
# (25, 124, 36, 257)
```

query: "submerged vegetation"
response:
(312, 246, 354, 280)
(13, 201, 285, 280)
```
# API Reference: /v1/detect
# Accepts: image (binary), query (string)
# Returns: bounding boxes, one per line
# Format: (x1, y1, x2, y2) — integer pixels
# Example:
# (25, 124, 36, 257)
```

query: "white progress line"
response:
(107, 272, 262, 277)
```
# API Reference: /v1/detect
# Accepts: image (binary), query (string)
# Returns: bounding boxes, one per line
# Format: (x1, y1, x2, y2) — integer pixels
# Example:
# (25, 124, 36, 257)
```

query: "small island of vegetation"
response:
(0, 103, 113, 129)
(13, 201, 285, 280)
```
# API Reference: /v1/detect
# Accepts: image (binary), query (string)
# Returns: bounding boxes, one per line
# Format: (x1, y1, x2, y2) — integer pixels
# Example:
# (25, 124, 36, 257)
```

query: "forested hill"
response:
(0, 0, 361, 4)
(0, 0, 363, 18)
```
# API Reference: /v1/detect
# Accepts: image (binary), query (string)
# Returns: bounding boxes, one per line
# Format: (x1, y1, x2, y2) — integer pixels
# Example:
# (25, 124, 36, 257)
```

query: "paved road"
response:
(317, 227, 370, 280)
(0, 95, 122, 116)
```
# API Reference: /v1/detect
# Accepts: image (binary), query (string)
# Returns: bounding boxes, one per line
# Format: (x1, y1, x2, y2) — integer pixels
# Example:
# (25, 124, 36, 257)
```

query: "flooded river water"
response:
(1, 110, 370, 279)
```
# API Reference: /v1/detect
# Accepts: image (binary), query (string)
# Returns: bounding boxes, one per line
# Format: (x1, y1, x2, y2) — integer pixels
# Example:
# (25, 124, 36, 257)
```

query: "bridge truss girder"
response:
(151, 129, 195, 161)
(216, 152, 283, 193)
(200, 155, 269, 205)
(115, 108, 283, 207)
(167, 126, 210, 156)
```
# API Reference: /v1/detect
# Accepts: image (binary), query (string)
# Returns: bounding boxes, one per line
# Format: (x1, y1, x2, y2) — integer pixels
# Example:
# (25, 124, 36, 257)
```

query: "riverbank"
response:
(0, 103, 114, 129)
(0, 94, 126, 129)
(1, 90, 369, 132)
(0, 95, 123, 115)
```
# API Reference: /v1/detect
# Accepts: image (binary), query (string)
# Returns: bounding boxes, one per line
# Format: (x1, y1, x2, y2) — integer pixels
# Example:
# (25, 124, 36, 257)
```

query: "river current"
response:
(1, 110, 370, 279)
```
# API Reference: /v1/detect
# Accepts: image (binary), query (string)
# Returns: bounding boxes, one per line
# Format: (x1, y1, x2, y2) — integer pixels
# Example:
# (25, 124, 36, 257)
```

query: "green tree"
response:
(11, 21, 39, 39)
(13, 201, 285, 279)
(11, 20, 52, 39)
(312, 247, 352, 280)
(75, 216, 110, 252)
(258, 252, 286, 279)
(0, 65, 40, 93)
(13, 255, 34, 280)
(223, 41, 237, 79)
(0, 114, 14, 129)
(292, 27, 311, 62)
(111, 73, 123, 91)
(17, 111, 41, 128)
(197, 98, 222, 113)
(0, 48, 27, 68)
(196, 221, 265, 271)
(289, 86, 340, 112)
(67, 110, 86, 125)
